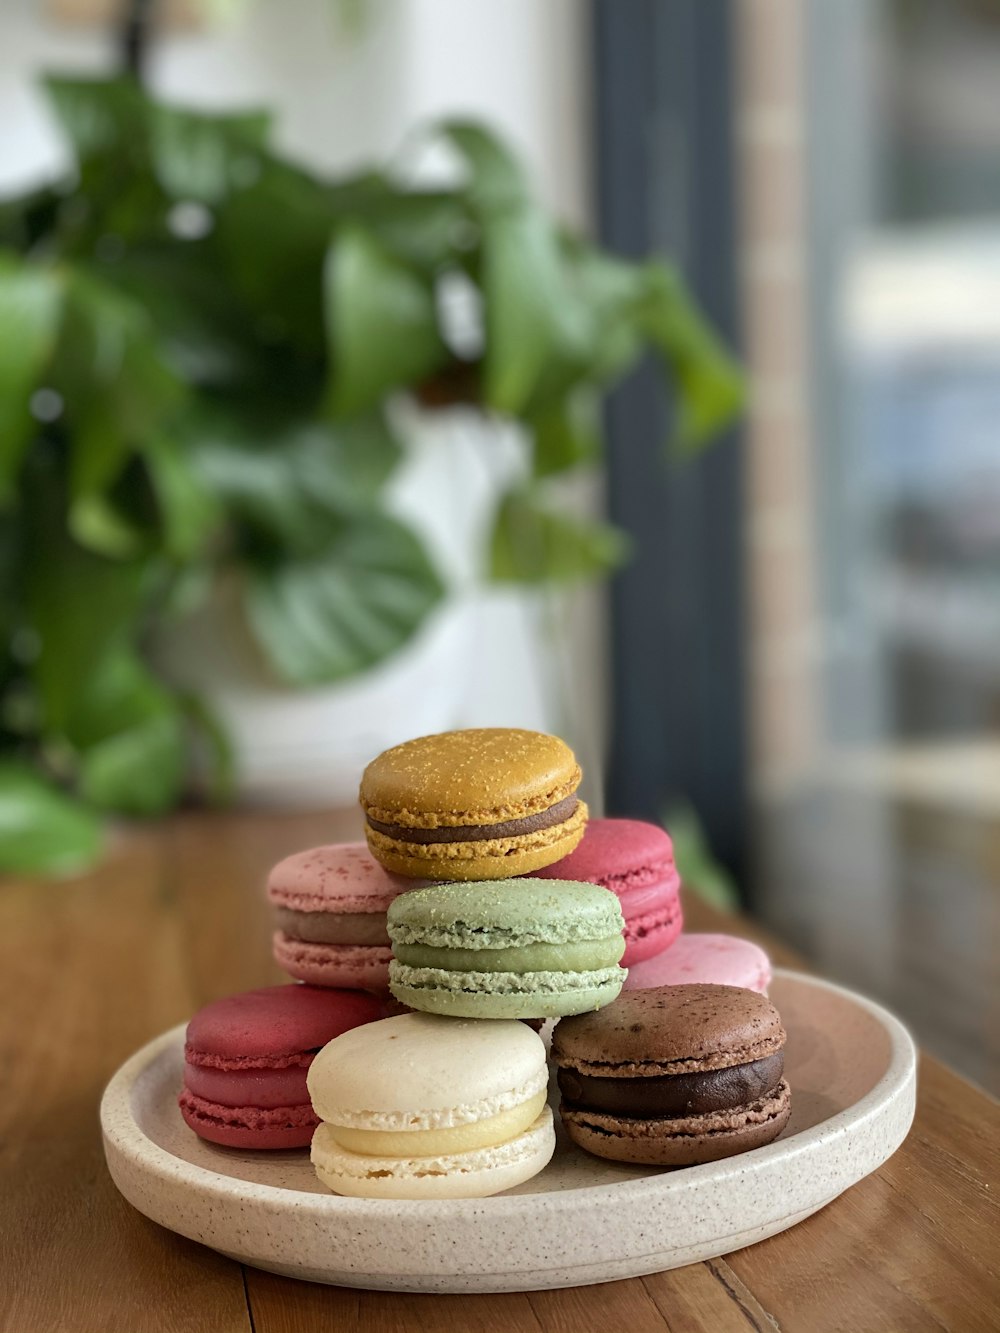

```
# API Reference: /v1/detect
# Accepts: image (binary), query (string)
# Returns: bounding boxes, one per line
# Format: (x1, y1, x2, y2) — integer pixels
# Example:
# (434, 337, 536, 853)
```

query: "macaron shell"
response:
(551, 984, 785, 1075)
(560, 1079, 791, 1166)
(310, 1108, 555, 1199)
(185, 984, 384, 1064)
(307, 1013, 547, 1129)
(178, 1090, 319, 1150)
(365, 803, 587, 881)
(272, 933, 393, 991)
(266, 842, 415, 914)
(360, 728, 581, 828)
(536, 818, 676, 887)
(624, 933, 771, 994)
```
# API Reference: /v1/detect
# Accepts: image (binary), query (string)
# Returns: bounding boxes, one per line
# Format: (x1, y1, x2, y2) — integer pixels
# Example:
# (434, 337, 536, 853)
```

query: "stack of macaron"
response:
(177, 725, 789, 1198)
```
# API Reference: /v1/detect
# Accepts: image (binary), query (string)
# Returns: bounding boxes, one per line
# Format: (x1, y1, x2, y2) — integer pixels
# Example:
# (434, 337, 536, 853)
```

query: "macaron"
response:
(268, 842, 422, 992)
(552, 984, 791, 1167)
(308, 1013, 555, 1198)
(534, 818, 682, 966)
(178, 984, 383, 1149)
(360, 728, 588, 880)
(624, 933, 771, 994)
(387, 878, 627, 1019)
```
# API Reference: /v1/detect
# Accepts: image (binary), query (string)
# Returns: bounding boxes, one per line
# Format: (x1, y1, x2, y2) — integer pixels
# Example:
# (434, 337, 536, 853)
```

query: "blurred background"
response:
(1, 0, 997, 1095)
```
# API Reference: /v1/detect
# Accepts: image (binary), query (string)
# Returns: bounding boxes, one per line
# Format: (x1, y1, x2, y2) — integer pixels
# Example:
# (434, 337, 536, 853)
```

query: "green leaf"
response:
(562, 242, 645, 384)
(326, 225, 448, 415)
(65, 647, 186, 815)
(329, 175, 469, 271)
(478, 207, 582, 415)
(177, 691, 234, 804)
(43, 75, 146, 160)
(68, 492, 145, 558)
(0, 253, 62, 499)
(531, 392, 601, 478)
(244, 514, 445, 684)
(639, 262, 744, 451)
(297, 412, 403, 512)
(147, 104, 271, 203)
(187, 407, 401, 552)
(78, 711, 185, 815)
(143, 432, 220, 561)
(21, 467, 145, 733)
(0, 183, 66, 251)
(666, 803, 739, 911)
(489, 487, 630, 584)
(441, 128, 592, 415)
(0, 762, 102, 876)
(439, 121, 528, 211)
(48, 267, 185, 551)
(213, 163, 332, 353)
(108, 247, 260, 387)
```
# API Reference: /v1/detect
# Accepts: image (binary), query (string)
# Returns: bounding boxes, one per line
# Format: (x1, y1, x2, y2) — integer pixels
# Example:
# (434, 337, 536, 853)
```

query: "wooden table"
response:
(2, 808, 997, 1332)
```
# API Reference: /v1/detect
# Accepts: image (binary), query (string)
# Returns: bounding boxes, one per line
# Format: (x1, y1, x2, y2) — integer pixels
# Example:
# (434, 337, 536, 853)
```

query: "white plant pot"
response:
(152, 581, 476, 807)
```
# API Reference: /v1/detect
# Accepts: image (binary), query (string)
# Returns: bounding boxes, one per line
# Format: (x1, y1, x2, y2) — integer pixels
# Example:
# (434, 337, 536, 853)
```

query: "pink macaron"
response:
(534, 818, 682, 966)
(268, 842, 423, 992)
(178, 984, 383, 1149)
(623, 933, 771, 994)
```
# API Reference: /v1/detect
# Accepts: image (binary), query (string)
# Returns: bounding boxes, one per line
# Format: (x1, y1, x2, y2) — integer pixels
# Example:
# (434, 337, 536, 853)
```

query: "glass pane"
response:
(739, 0, 1000, 1092)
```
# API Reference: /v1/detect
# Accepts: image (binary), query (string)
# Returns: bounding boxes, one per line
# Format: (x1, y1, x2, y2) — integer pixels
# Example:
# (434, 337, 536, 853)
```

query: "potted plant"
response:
(0, 75, 742, 875)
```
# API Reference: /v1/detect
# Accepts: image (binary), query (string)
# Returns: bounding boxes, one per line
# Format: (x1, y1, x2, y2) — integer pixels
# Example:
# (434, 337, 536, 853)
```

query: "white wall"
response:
(0, 0, 604, 801)
(2, 0, 589, 218)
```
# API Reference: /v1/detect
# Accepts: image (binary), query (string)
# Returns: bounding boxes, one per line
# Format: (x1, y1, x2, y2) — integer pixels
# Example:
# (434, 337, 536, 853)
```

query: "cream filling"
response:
(325, 1089, 548, 1158)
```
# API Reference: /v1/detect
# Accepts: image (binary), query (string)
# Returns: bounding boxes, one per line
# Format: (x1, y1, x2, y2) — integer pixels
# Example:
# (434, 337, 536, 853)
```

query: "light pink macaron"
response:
(623, 933, 771, 994)
(533, 818, 682, 966)
(268, 843, 424, 992)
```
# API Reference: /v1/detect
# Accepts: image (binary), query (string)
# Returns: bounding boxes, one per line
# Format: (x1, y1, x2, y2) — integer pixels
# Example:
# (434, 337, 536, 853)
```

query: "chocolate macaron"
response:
(360, 728, 587, 881)
(552, 984, 791, 1166)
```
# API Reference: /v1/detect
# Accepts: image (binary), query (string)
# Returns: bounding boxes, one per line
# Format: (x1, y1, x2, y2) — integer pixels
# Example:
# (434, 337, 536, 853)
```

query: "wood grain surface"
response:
(1, 808, 997, 1333)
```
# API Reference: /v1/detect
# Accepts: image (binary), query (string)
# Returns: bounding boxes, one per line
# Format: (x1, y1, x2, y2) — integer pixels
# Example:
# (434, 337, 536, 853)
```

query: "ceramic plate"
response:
(101, 970, 916, 1293)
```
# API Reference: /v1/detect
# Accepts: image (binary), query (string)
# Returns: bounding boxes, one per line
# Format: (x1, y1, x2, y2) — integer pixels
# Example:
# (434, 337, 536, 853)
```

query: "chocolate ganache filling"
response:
(367, 793, 579, 844)
(558, 1051, 784, 1119)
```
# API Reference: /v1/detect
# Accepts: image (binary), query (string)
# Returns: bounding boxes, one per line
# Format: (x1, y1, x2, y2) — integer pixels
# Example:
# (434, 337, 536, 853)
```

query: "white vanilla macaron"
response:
(307, 1012, 555, 1199)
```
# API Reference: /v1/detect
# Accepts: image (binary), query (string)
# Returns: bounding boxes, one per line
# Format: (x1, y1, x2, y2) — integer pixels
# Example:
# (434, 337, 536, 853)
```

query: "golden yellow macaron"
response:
(360, 728, 587, 880)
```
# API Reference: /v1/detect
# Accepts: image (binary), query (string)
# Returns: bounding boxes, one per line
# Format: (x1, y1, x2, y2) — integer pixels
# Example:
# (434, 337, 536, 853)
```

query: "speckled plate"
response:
(101, 969, 916, 1293)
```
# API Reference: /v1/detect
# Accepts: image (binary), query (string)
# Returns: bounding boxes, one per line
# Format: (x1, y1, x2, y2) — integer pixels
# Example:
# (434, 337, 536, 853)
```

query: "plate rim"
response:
(101, 967, 917, 1219)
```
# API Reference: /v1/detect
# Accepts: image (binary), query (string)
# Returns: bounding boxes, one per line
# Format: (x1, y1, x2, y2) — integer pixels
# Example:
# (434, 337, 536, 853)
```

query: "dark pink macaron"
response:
(178, 984, 383, 1150)
(534, 818, 682, 966)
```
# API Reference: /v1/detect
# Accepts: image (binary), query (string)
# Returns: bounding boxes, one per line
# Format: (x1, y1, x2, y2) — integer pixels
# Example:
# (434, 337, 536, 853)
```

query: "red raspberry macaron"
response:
(534, 819, 682, 967)
(179, 984, 383, 1150)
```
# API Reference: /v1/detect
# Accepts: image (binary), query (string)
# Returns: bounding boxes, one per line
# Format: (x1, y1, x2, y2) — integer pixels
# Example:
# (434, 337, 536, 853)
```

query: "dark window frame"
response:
(593, 0, 748, 889)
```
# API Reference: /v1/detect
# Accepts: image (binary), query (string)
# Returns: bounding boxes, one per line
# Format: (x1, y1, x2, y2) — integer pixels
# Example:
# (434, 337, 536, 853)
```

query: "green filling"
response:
(388, 963, 625, 995)
(393, 937, 625, 972)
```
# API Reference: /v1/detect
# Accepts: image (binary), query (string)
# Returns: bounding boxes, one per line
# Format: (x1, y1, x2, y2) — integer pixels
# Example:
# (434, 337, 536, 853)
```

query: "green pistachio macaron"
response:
(387, 879, 627, 1019)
